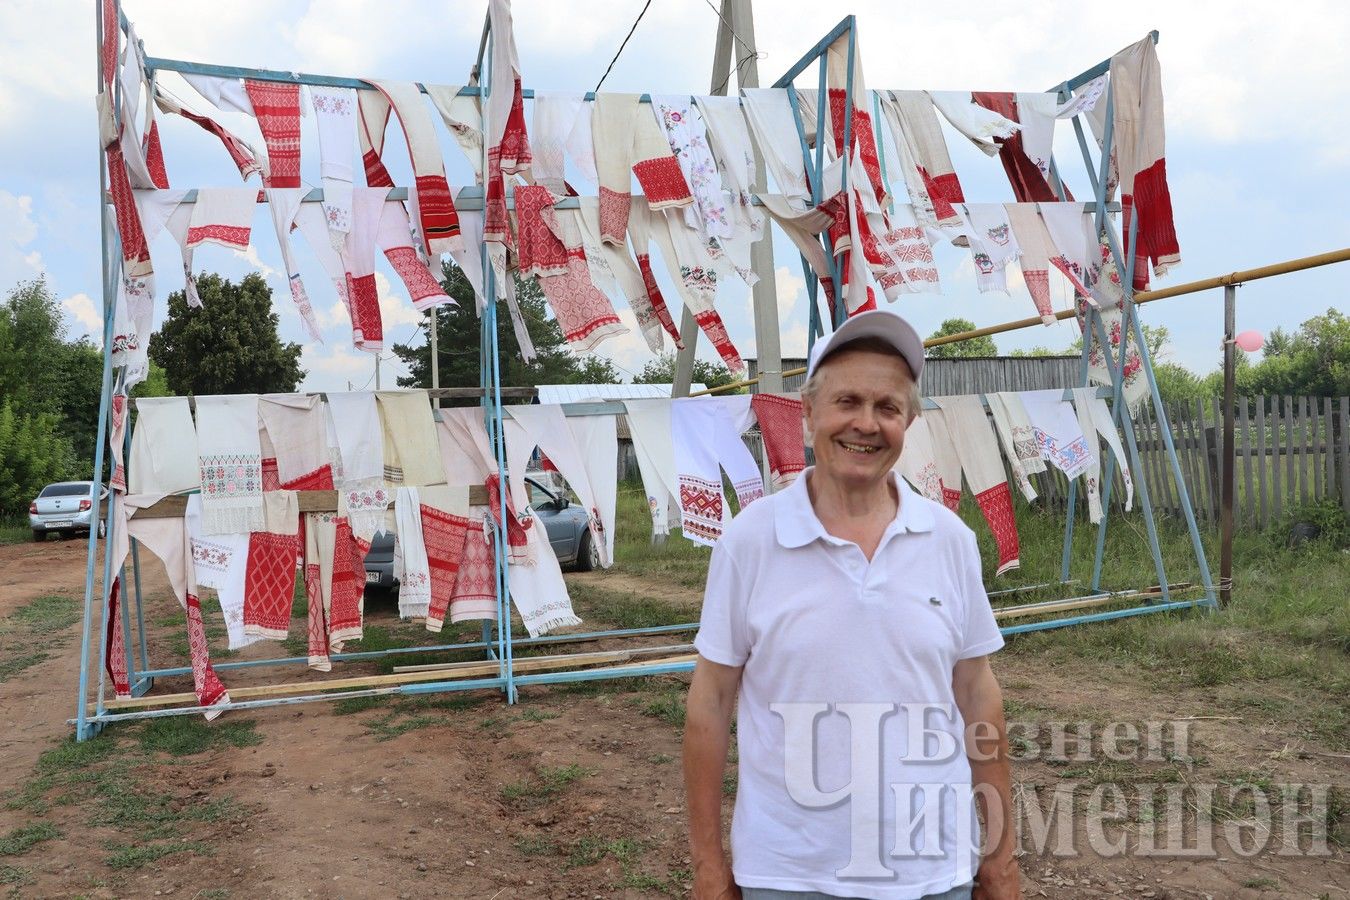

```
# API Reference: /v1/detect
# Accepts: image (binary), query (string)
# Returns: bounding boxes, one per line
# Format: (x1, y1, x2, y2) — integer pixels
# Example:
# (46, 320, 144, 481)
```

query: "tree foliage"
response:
(926, 318, 998, 358)
(1236, 309, 1350, 398)
(391, 263, 621, 394)
(633, 351, 739, 392)
(149, 272, 304, 396)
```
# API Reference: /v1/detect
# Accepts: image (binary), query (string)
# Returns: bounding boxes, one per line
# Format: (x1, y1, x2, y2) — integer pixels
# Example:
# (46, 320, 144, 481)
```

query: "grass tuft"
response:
(103, 840, 212, 869)
(0, 823, 61, 856)
(137, 718, 263, 756)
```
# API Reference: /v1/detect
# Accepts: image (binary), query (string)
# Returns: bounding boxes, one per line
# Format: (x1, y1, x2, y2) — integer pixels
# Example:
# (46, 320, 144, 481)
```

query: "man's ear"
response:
(801, 395, 815, 449)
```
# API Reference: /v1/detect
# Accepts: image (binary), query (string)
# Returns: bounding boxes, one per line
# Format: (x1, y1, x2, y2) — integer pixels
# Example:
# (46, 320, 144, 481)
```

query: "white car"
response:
(28, 481, 108, 541)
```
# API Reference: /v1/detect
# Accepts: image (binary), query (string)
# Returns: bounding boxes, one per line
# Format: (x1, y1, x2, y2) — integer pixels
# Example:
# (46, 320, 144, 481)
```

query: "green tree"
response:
(633, 351, 739, 392)
(149, 272, 304, 396)
(392, 262, 621, 393)
(0, 402, 73, 516)
(926, 318, 997, 358)
(1237, 309, 1350, 398)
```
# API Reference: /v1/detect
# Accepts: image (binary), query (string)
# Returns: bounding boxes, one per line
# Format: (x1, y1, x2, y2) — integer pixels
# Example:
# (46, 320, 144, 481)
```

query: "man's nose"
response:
(853, 403, 879, 433)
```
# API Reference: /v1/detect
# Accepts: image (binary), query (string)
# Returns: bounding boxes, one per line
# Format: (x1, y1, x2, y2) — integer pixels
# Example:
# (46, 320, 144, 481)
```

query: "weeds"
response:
(103, 840, 212, 869)
(136, 718, 262, 756)
(0, 823, 61, 856)
(501, 764, 593, 807)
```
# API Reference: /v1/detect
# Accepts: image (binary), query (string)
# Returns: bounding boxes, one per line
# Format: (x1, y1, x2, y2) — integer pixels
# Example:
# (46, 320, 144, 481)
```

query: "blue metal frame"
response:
(76, 15, 1215, 737)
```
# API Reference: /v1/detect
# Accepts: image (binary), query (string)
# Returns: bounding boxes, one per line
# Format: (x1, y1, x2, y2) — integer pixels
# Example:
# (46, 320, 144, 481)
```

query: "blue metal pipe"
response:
(1000, 596, 1202, 636)
(771, 16, 855, 88)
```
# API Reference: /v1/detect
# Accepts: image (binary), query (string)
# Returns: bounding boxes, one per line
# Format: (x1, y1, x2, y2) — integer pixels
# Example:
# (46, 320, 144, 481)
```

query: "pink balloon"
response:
(1235, 330, 1264, 352)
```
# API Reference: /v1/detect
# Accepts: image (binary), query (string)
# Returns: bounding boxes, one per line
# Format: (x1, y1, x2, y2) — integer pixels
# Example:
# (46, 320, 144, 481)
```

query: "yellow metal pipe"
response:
(692, 247, 1350, 396)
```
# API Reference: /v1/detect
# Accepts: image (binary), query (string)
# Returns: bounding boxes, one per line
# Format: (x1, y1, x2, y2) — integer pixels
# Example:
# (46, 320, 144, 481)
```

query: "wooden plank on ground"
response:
(391, 643, 694, 674)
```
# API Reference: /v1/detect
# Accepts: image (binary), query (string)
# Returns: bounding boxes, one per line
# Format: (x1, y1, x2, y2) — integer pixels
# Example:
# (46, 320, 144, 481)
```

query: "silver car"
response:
(28, 481, 108, 541)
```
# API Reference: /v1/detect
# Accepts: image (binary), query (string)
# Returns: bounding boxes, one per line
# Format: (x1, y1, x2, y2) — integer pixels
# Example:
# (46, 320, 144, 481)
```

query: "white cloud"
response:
(232, 243, 281, 282)
(585, 305, 655, 381)
(61, 292, 103, 336)
(0, 190, 44, 285)
(317, 299, 349, 331)
(774, 265, 804, 319)
(376, 271, 425, 332)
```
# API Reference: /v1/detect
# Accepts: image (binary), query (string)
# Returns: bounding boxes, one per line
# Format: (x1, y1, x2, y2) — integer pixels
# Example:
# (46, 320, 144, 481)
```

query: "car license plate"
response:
(365, 571, 381, 584)
(49, 520, 72, 528)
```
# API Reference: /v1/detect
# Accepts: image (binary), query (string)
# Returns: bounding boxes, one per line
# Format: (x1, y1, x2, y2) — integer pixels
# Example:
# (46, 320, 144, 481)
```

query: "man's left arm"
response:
(953, 655, 1021, 900)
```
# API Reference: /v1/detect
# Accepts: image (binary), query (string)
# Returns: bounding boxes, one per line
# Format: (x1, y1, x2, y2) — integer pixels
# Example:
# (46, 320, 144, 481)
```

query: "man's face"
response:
(802, 350, 916, 489)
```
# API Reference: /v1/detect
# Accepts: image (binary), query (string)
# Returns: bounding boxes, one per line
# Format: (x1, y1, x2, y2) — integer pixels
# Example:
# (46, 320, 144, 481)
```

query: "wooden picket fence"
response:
(1129, 395, 1350, 529)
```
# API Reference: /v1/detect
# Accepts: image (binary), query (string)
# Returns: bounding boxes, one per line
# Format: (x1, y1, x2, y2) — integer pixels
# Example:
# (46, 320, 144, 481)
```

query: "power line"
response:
(593, 0, 654, 94)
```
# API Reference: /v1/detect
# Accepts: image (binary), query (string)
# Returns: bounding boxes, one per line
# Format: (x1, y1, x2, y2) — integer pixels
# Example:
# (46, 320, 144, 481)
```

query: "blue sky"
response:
(3, 0, 1347, 391)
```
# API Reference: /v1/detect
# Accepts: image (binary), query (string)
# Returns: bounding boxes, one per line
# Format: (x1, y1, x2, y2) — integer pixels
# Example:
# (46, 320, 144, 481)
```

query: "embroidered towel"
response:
(184, 494, 255, 651)
(425, 85, 485, 180)
(1111, 36, 1181, 288)
(986, 392, 1045, 503)
(1039, 202, 1099, 302)
(394, 486, 432, 619)
(241, 490, 300, 641)
(128, 397, 201, 494)
(244, 80, 302, 188)
(672, 397, 763, 546)
(1019, 389, 1095, 478)
(971, 92, 1061, 203)
(368, 79, 463, 257)
(438, 407, 497, 486)
(1072, 388, 1134, 523)
(195, 394, 265, 535)
(340, 186, 391, 353)
(507, 516, 583, 638)
(419, 485, 473, 631)
(258, 393, 334, 490)
(186, 188, 256, 251)
(326, 391, 389, 542)
(264, 188, 323, 341)
(961, 203, 1022, 295)
(294, 201, 352, 318)
(154, 88, 264, 182)
(622, 399, 680, 539)
(356, 88, 394, 187)
(505, 405, 608, 565)
(651, 95, 732, 240)
(515, 185, 570, 277)
(592, 92, 640, 242)
(532, 91, 597, 192)
(377, 390, 445, 487)
(576, 197, 662, 352)
(695, 94, 765, 242)
(632, 105, 693, 211)
(894, 415, 945, 505)
(536, 207, 628, 353)
(302, 513, 332, 670)
(879, 90, 964, 229)
(309, 85, 357, 250)
(625, 202, 684, 348)
(931, 396, 1021, 575)
(1004, 203, 1060, 325)
(650, 209, 745, 375)
(378, 201, 452, 311)
(750, 394, 806, 490)
(923, 407, 965, 512)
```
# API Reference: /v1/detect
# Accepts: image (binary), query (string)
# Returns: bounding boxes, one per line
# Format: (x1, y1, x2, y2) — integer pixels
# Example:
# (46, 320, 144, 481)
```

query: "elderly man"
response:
(684, 310, 1020, 900)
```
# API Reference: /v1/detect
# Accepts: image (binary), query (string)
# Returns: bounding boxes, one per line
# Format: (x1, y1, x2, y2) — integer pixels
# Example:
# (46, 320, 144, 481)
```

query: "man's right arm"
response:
(684, 654, 744, 900)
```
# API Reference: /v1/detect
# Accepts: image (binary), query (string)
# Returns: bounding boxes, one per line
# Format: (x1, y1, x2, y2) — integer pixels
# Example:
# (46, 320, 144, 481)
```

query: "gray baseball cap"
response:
(805, 309, 925, 383)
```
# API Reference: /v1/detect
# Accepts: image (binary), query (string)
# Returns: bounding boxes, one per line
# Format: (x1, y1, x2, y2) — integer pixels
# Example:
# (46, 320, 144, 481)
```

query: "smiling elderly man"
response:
(683, 310, 1021, 900)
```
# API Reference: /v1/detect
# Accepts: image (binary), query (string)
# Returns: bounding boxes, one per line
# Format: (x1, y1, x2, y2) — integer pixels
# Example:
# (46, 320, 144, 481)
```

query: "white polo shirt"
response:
(695, 468, 1004, 899)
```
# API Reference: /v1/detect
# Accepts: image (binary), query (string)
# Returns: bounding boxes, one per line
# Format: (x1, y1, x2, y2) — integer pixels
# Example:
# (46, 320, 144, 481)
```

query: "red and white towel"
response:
(931, 396, 1021, 575)
(880, 91, 965, 230)
(592, 92, 640, 243)
(506, 514, 583, 638)
(244, 80, 302, 188)
(326, 391, 389, 542)
(893, 414, 946, 505)
(632, 105, 693, 212)
(1039, 202, 1100, 303)
(184, 494, 255, 650)
(339, 187, 392, 353)
(672, 397, 763, 546)
(625, 202, 684, 349)
(482, 0, 531, 272)
(986, 392, 1045, 503)
(576, 197, 663, 353)
(378, 201, 452, 311)
(1111, 36, 1181, 289)
(971, 92, 1063, 203)
(447, 518, 498, 627)
(419, 485, 474, 631)
(241, 490, 301, 641)
(356, 88, 395, 188)
(185, 188, 256, 251)
(649, 209, 744, 376)
(258, 393, 334, 490)
(154, 88, 264, 183)
(368, 79, 463, 258)
(740, 89, 811, 205)
(1072, 387, 1134, 524)
(535, 205, 628, 353)
(1004, 203, 1060, 325)
(194, 394, 266, 536)
(651, 96, 732, 241)
(959, 203, 1022, 295)
(426, 85, 485, 182)
(750, 394, 806, 490)
(515, 185, 570, 278)
(394, 486, 433, 620)
(567, 413, 618, 567)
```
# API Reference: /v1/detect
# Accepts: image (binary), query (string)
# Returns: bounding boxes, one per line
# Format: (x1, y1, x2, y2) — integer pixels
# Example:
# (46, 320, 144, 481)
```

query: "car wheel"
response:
(31, 530, 45, 542)
(60, 530, 74, 541)
(574, 528, 598, 572)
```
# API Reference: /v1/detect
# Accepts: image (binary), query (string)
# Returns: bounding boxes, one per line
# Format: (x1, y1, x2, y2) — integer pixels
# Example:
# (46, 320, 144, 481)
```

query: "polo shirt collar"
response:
(774, 466, 935, 549)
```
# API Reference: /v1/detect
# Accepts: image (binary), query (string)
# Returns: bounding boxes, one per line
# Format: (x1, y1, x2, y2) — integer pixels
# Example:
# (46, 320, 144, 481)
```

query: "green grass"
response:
(639, 691, 686, 728)
(136, 718, 263, 756)
(501, 764, 594, 807)
(0, 864, 33, 886)
(565, 835, 642, 869)
(103, 840, 212, 869)
(11, 595, 81, 634)
(364, 712, 443, 742)
(0, 652, 49, 683)
(566, 582, 698, 630)
(333, 695, 388, 715)
(512, 834, 555, 856)
(0, 823, 61, 856)
(0, 517, 31, 545)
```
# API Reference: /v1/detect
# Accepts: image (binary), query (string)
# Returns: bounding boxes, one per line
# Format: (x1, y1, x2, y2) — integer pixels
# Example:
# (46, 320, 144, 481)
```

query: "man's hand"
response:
(973, 854, 1021, 899)
(691, 859, 741, 900)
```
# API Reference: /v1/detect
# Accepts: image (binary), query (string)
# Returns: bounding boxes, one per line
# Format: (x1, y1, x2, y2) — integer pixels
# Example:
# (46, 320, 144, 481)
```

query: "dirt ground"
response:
(0, 538, 1345, 899)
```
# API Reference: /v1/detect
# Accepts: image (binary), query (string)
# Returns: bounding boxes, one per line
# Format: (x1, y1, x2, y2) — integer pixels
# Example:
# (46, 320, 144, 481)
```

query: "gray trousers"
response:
(739, 882, 973, 900)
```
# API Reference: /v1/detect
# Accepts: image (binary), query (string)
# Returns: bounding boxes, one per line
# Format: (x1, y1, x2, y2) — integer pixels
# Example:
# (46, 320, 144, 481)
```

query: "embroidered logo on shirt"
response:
(928, 597, 942, 606)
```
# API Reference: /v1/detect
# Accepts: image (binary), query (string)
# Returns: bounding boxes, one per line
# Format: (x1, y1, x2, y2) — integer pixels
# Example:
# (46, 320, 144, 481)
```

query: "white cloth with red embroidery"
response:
(258, 393, 332, 489)
(592, 92, 641, 243)
(325, 390, 389, 542)
(425, 85, 484, 181)
(575, 197, 661, 352)
(194, 394, 266, 536)
(184, 493, 257, 651)
(648, 208, 745, 376)
(878, 91, 965, 231)
(929, 91, 1021, 156)
(1004, 202, 1060, 325)
(265, 188, 324, 341)
(893, 414, 945, 505)
(394, 486, 432, 620)
(672, 396, 764, 547)
(535, 206, 628, 353)
(632, 103, 693, 212)
(958, 204, 1022, 295)
(309, 85, 356, 251)
(986, 392, 1045, 503)
(930, 396, 1021, 575)
(739, 89, 810, 204)
(339, 187, 392, 353)
(186, 188, 256, 251)
(532, 91, 596, 192)
(622, 398, 681, 539)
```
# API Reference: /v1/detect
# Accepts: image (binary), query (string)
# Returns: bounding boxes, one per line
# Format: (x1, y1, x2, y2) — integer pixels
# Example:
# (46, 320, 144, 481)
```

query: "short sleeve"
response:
(694, 542, 752, 667)
(957, 530, 1005, 659)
